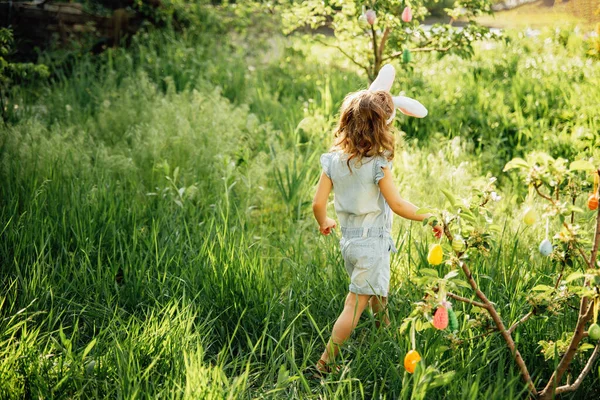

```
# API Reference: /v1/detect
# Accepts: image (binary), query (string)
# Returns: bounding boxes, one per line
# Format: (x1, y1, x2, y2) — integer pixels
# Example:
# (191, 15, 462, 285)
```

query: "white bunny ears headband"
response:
(368, 64, 428, 124)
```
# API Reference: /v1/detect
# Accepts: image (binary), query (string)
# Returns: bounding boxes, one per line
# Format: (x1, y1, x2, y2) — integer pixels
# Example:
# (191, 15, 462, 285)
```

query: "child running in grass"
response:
(311, 72, 442, 375)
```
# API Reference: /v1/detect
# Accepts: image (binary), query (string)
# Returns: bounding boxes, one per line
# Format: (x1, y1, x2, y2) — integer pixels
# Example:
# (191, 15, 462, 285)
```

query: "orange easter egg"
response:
(433, 306, 449, 330)
(404, 350, 421, 374)
(588, 194, 599, 211)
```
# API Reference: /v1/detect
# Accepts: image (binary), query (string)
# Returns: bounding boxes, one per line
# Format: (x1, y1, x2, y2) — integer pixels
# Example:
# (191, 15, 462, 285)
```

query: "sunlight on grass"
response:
(477, 0, 599, 30)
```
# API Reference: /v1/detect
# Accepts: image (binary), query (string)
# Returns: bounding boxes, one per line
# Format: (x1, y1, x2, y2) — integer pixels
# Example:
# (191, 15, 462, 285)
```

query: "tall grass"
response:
(1, 19, 599, 399)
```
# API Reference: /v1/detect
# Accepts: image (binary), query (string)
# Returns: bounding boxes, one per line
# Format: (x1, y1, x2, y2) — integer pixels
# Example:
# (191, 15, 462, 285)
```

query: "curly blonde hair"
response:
(331, 90, 396, 173)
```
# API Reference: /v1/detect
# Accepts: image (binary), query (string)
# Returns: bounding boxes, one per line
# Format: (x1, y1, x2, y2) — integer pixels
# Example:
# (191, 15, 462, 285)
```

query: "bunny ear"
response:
(369, 64, 395, 92)
(369, 64, 428, 120)
(392, 96, 428, 118)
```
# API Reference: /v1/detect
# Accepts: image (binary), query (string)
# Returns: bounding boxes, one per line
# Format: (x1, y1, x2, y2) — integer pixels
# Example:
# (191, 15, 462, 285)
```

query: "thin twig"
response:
(447, 292, 487, 309)
(508, 311, 534, 335)
(312, 37, 371, 79)
(383, 46, 451, 61)
(533, 183, 553, 202)
(410, 46, 452, 53)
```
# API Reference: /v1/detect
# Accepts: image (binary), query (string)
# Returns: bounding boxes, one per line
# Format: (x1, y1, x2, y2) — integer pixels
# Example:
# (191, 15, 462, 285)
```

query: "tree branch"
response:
(370, 24, 379, 79)
(440, 224, 537, 395)
(533, 183, 553, 202)
(447, 292, 487, 309)
(410, 46, 452, 53)
(377, 26, 390, 64)
(554, 343, 600, 395)
(312, 37, 372, 80)
(539, 300, 594, 399)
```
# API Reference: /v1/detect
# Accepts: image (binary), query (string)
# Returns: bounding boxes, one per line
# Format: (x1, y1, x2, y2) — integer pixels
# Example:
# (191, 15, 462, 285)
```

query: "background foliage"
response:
(1, 1, 600, 398)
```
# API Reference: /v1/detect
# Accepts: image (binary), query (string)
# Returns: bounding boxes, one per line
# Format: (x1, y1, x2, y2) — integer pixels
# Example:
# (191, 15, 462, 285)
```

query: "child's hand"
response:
(432, 224, 443, 239)
(319, 218, 337, 235)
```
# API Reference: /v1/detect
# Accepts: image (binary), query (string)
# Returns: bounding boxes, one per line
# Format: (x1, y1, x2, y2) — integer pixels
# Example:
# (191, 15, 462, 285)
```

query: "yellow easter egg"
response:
(427, 244, 443, 265)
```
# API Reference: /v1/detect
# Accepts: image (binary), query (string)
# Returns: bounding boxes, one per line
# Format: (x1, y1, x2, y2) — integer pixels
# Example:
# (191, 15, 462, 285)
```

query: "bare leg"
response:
(317, 292, 371, 370)
(370, 295, 390, 328)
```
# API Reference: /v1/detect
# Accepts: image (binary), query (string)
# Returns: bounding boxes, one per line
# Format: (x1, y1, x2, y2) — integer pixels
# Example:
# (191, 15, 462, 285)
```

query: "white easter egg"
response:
(539, 239, 553, 256)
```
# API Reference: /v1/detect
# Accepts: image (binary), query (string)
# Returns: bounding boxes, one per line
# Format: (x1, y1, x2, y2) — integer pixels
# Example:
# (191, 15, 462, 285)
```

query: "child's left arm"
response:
(312, 172, 337, 235)
(378, 166, 443, 238)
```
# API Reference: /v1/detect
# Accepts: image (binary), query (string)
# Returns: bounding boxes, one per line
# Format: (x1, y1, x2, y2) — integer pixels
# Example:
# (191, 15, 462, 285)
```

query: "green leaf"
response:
(566, 206, 585, 214)
(444, 270, 459, 280)
(420, 268, 439, 277)
(453, 279, 472, 289)
(503, 158, 529, 172)
(564, 272, 584, 283)
(82, 338, 97, 360)
(569, 160, 595, 172)
(488, 224, 502, 233)
(460, 212, 477, 223)
(441, 189, 459, 208)
(579, 343, 595, 352)
(531, 285, 554, 292)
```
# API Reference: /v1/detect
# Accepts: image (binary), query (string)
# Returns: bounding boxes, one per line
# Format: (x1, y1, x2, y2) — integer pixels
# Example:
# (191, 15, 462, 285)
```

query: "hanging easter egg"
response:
(448, 308, 459, 332)
(589, 323, 600, 341)
(365, 9, 376, 25)
(404, 349, 421, 373)
(538, 239, 553, 256)
(433, 306, 449, 330)
(427, 243, 443, 265)
(401, 6, 413, 23)
(452, 235, 466, 253)
(402, 49, 412, 64)
(588, 193, 599, 211)
(358, 13, 369, 28)
(523, 207, 537, 226)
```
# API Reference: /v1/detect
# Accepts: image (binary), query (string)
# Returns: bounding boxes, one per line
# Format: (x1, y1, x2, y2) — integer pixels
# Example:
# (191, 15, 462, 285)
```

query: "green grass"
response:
(1, 17, 600, 399)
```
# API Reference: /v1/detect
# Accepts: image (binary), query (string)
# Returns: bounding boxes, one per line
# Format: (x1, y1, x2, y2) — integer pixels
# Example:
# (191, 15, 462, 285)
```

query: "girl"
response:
(312, 88, 442, 375)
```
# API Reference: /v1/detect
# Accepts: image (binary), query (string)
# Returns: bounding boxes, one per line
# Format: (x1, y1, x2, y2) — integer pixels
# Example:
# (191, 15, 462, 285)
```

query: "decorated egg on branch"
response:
(539, 239, 553, 256)
(401, 6, 412, 23)
(589, 323, 600, 341)
(404, 349, 421, 373)
(588, 193, 599, 211)
(427, 243, 443, 265)
(358, 13, 369, 28)
(448, 307, 459, 332)
(452, 235, 466, 253)
(433, 306, 449, 330)
(523, 207, 537, 226)
(365, 9, 376, 25)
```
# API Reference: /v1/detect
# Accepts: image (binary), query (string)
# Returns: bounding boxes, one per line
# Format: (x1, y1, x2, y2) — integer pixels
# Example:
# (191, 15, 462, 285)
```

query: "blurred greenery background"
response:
(1, 0, 600, 398)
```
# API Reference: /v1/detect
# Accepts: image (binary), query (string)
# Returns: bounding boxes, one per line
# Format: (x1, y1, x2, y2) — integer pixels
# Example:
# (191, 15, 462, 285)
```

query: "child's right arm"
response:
(312, 172, 337, 235)
(378, 165, 442, 237)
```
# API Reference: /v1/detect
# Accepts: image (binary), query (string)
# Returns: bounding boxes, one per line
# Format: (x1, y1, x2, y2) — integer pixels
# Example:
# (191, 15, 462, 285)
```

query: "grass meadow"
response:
(1, 10, 600, 399)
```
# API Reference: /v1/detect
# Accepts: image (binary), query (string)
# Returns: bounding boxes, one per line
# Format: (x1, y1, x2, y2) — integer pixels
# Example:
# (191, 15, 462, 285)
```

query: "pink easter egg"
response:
(402, 7, 412, 23)
(366, 9, 376, 25)
(433, 306, 449, 330)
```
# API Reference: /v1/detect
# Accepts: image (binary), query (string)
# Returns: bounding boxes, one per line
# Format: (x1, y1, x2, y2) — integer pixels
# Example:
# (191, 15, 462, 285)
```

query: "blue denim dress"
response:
(320, 150, 398, 297)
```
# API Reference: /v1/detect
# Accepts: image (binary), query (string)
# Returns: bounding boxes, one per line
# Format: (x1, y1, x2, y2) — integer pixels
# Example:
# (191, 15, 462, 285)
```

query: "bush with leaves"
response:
(0, 28, 49, 125)
(403, 153, 600, 399)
